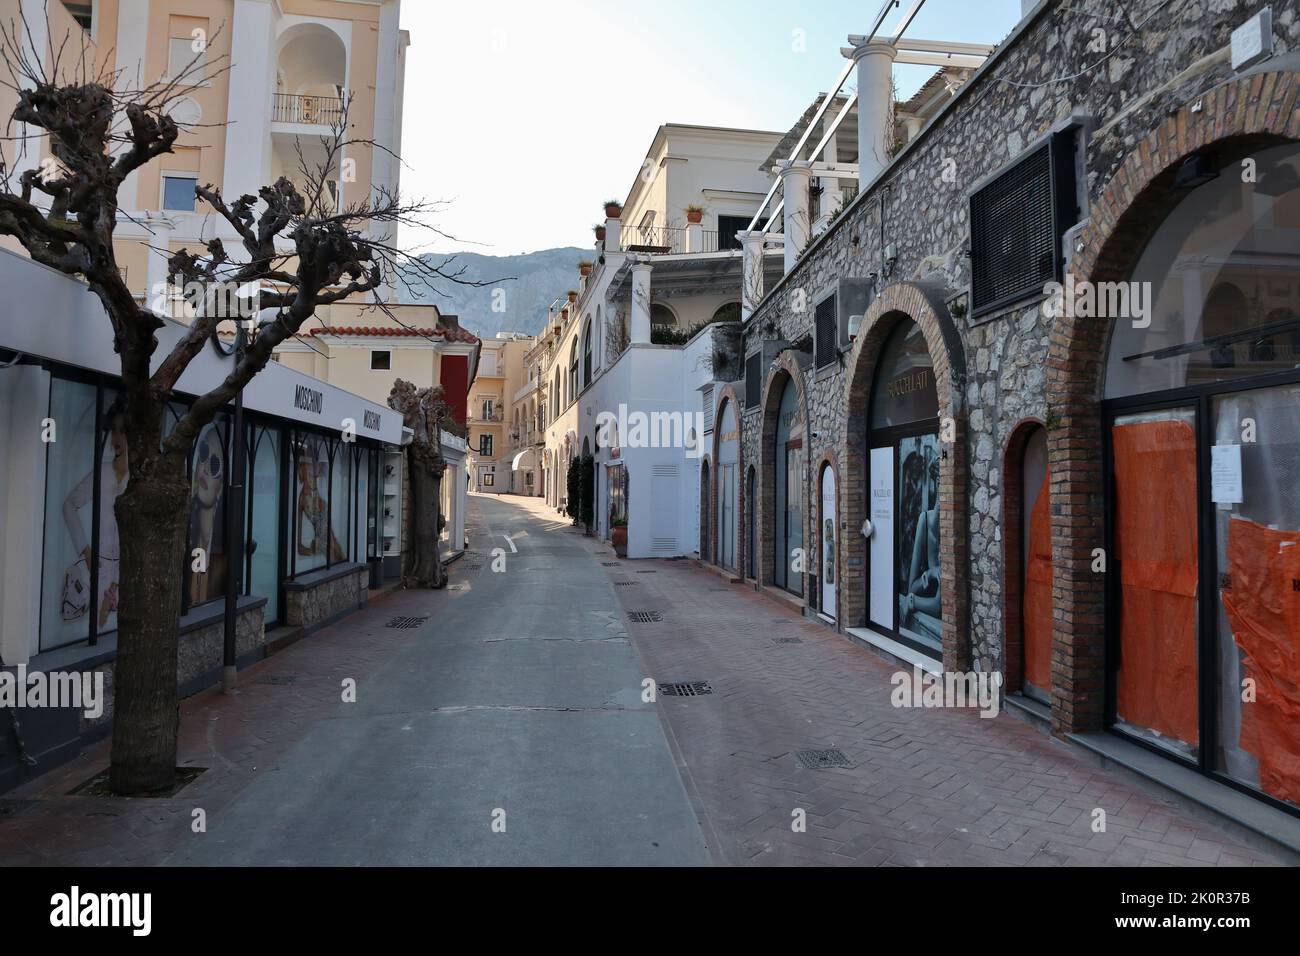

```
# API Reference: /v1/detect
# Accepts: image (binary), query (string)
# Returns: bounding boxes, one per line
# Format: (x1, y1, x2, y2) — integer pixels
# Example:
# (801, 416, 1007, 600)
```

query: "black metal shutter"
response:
(814, 293, 837, 368)
(969, 132, 1075, 317)
(745, 351, 761, 408)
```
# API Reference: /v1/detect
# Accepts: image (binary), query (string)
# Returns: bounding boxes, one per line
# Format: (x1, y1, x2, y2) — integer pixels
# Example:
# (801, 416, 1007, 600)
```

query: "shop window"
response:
(291, 432, 342, 576)
(717, 400, 738, 570)
(483, 473, 494, 488)
(247, 425, 282, 624)
(867, 320, 941, 656)
(40, 381, 127, 650)
(185, 417, 230, 608)
(773, 376, 803, 595)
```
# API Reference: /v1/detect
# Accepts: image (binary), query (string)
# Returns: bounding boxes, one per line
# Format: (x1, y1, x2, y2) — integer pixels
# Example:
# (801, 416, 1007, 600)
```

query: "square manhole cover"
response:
(797, 749, 852, 770)
(627, 611, 662, 623)
(773, 637, 804, 644)
(659, 681, 713, 697)
(386, 616, 428, 629)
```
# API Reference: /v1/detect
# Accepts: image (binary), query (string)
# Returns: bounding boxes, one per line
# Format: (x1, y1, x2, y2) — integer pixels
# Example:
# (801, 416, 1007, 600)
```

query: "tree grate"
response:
(797, 749, 852, 770)
(658, 680, 713, 697)
(627, 611, 662, 623)
(773, 637, 804, 644)
(386, 616, 428, 629)
(255, 675, 297, 685)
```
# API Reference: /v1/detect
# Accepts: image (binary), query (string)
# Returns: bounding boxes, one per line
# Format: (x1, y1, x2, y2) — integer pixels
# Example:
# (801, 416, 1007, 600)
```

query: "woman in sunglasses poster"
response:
(187, 422, 227, 605)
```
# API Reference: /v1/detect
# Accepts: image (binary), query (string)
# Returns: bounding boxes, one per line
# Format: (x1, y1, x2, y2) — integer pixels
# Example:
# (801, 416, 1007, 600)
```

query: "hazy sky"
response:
(397, 0, 1023, 257)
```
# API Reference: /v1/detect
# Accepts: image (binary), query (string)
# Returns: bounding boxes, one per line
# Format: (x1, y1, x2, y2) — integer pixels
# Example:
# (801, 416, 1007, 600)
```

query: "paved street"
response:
(0, 492, 1287, 866)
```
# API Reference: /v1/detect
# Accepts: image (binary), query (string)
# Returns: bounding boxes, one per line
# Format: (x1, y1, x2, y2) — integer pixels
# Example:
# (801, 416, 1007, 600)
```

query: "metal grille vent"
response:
(744, 351, 761, 408)
(659, 681, 713, 697)
(797, 748, 851, 769)
(970, 132, 1075, 317)
(386, 616, 428, 629)
(814, 293, 838, 368)
(627, 611, 663, 623)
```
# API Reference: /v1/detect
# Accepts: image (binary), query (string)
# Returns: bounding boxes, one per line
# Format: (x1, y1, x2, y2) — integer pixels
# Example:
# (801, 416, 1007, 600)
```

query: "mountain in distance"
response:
(399, 247, 589, 340)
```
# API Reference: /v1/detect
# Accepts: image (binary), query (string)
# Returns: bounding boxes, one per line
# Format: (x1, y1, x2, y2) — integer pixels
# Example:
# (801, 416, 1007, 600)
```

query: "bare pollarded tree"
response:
(0, 11, 487, 794)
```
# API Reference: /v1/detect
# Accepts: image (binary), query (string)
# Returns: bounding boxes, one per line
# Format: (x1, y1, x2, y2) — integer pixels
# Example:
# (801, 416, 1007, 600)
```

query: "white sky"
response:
(396, 0, 1022, 256)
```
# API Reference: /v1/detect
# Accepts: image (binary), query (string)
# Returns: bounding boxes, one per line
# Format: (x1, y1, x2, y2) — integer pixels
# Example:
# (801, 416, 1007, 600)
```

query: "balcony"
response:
(621, 224, 718, 255)
(272, 93, 346, 127)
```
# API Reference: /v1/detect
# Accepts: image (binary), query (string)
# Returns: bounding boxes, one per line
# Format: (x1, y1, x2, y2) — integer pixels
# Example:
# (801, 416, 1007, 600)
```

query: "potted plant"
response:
(685, 204, 704, 224)
(567, 290, 578, 304)
(578, 260, 593, 278)
(603, 199, 623, 219)
(611, 516, 628, 557)
(593, 223, 606, 241)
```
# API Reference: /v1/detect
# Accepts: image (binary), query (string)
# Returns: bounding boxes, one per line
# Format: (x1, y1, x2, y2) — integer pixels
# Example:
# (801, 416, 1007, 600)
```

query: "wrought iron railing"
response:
(620, 224, 719, 254)
(271, 93, 345, 126)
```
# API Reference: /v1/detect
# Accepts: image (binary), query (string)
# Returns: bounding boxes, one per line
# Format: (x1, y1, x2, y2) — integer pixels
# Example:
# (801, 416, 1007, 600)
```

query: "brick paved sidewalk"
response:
(0, 584, 452, 866)
(596, 550, 1289, 867)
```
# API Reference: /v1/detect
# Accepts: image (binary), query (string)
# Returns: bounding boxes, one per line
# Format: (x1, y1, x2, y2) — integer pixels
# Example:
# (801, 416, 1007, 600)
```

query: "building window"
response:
(969, 130, 1078, 317)
(479, 434, 493, 457)
(718, 215, 763, 251)
(814, 291, 838, 368)
(370, 350, 391, 370)
(63, 2, 93, 31)
(744, 351, 761, 409)
(162, 174, 198, 212)
(168, 32, 208, 83)
(481, 398, 494, 420)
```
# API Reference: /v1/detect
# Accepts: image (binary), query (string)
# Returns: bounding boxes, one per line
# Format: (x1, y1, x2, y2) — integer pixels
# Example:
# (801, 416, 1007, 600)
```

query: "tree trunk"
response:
(108, 449, 190, 794)
(403, 445, 447, 589)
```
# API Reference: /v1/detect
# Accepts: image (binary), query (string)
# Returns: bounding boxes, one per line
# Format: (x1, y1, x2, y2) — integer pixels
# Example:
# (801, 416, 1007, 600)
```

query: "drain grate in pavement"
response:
(627, 610, 662, 623)
(796, 748, 852, 770)
(255, 675, 298, 685)
(773, 637, 804, 644)
(601, 562, 620, 567)
(386, 616, 428, 629)
(636, 570, 658, 574)
(615, 581, 637, 587)
(659, 680, 713, 697)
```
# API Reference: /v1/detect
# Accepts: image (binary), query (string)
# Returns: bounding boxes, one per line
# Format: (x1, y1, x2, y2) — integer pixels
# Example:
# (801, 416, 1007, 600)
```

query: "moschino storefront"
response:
(0, 251, 407, 788)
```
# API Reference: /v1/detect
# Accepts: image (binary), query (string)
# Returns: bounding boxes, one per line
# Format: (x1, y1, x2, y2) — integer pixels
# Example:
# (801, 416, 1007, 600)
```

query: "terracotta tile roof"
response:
(308, 325, 479, 344)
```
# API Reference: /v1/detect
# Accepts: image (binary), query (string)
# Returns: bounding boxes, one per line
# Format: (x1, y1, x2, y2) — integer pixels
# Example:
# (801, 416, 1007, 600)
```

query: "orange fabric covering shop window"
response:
(1023, 471, 1053, 691)
(1112, 419, 1199, 749)
(1223, 518, 1300, 804)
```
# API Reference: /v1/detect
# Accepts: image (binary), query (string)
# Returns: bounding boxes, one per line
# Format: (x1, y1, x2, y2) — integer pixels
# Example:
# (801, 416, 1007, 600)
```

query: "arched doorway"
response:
(866, 318, 941, 658)
(1005, 423, 1051, 705)
(819, 463, 837, 621)
(1092, 141, 1300, 809)
(716, 399, 738, 570)
(773, 375, 804, 595)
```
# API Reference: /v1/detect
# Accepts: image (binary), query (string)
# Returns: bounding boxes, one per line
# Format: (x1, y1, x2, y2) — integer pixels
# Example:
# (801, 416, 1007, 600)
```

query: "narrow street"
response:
(0, 492, 1284, 867)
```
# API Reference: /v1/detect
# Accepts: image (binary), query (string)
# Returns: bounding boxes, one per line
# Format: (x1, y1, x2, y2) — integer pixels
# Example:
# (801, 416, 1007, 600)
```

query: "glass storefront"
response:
(36, 372, 386, 652)
(867, 319, 942, 657)
(716, 399, 738, 570)
(773, 377, 803, 594)
(1102, 142, 1300, 812)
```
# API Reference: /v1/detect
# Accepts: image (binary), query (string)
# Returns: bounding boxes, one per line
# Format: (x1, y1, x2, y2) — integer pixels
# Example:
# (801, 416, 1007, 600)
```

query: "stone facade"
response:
(713, 0, 1300, 738)
(285, 565, 369, 631)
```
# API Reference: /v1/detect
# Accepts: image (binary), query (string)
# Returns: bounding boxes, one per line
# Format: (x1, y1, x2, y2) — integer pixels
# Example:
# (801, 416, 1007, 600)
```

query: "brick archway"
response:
(710, 384, 744, 573)
(1045, 68, 1300, 735)
(841, 280, 969, 670)
(759, 349, 810, 594)
(1001, 417, 1048, 697)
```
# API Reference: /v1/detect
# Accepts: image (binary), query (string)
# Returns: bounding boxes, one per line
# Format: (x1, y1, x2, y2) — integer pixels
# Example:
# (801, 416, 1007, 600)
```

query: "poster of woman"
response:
(897, 435, 941, 646)
(186, 422, 227, 606)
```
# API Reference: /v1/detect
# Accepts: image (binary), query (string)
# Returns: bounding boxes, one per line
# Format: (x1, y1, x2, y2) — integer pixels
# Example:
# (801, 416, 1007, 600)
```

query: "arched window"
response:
(651, 303, 677, 329)
(568, 339, 579, 402)
(711, 302, 741, 324)
(1099, 142, 1300, 810)
(582, 320, 593, 386)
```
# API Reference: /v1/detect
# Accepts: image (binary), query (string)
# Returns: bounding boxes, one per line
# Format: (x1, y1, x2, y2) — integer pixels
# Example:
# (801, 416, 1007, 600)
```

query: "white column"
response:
(630, 260, 653, 345)
(739, 230, 765, 321)
(780, 160, 813, 273)
(222, 0, 277, 202)
(817, 122, 844, 232)
(605, 215, 622, 252)
(844, 38, 897, 187)
(686, 220, 703, 253)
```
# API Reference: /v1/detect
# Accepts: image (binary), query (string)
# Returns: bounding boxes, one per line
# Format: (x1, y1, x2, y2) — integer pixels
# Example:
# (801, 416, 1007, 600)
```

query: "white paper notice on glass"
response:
(1211, 443, 1243, 505)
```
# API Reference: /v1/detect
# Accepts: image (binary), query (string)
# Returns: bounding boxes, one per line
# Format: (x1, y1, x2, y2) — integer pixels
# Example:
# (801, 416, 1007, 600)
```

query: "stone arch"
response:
(841, 279, 969, 668)
(1045, 68, 1300, 735)
(813, 451, 842, 623)
(710, 384, 744, 572)
(759, 349, 811, 593)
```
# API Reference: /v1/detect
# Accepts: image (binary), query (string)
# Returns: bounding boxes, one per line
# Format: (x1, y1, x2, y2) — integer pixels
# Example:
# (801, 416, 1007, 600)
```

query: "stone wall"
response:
(737, 0, 1299, 680)
(285, 565, 369, 631)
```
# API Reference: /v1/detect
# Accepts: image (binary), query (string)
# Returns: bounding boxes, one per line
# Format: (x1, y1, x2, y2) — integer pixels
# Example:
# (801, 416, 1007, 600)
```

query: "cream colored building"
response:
(505, 335, 547, 496)
(467, 333, 531, 493)
(1, 0, 408, 298)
